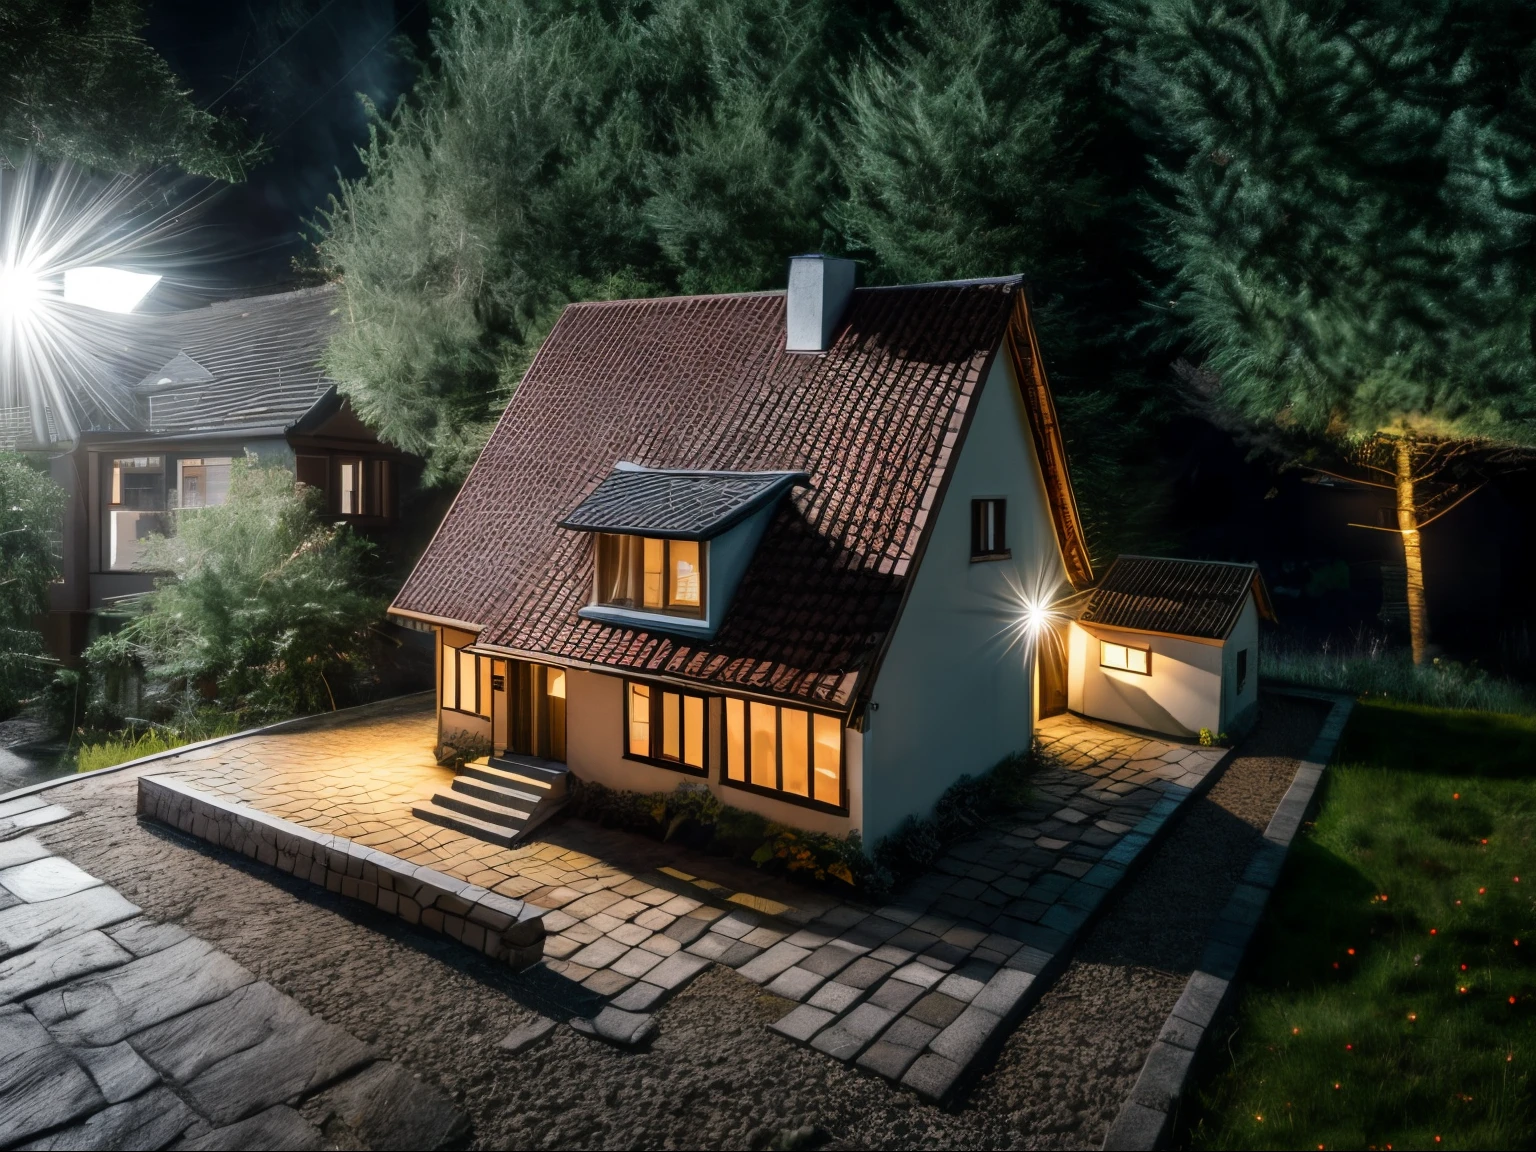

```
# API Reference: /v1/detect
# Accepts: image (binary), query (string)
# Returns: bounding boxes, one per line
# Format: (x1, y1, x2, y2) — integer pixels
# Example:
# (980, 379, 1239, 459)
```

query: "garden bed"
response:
(1184, 699, 1536, 1149)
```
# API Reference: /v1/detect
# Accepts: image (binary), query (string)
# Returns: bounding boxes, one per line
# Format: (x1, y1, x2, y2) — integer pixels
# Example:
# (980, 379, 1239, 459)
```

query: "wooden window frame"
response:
(1099, 639, 1152, 676)
(594, 534, 708, 620)
(623, 679, 709, 776)
(970, 498, 1009, 561)
(721, 697, 847, 815)
(441, 637, 492, 718)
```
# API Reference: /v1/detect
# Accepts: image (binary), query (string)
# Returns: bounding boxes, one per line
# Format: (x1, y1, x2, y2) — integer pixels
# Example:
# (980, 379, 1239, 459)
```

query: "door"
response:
(502, 661, 567, 762)
(1037, 624, 1069, 719)
(491, 660, 509, 755)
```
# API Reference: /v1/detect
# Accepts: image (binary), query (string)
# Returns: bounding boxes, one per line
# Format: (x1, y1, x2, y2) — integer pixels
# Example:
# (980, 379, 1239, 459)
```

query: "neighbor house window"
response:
(441, 637, 491, 719)
(595, 534, 706, 618)
(724, 698, 842, 808)
(176, 457, 231, 509)
(1100, 640, 1151, 675)
(1236, 649, 1249, 694)
(625, 681, 707, 773)
(336, 458, 393, 518)
(971, 498, 1007, 560)
(106, 456, 166, 571)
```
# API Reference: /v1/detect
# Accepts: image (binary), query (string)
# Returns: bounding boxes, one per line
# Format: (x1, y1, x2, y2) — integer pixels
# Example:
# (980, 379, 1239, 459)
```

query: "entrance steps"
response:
(413, 754, 570, 847)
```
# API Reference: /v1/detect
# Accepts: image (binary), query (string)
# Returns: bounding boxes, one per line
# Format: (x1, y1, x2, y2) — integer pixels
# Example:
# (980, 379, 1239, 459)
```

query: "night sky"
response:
(143, 0, 431, 300)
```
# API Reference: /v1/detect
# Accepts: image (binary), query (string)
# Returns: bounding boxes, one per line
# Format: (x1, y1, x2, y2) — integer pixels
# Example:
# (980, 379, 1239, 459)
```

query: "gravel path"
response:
(26, 693, 1327, 1150)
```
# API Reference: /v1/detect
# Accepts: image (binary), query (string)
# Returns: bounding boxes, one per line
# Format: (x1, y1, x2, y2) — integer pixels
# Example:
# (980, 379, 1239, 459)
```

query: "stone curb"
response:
(0, 692, 435, 804)
(136, 774, 546, 971)
(1100, 690, 1355, 1151)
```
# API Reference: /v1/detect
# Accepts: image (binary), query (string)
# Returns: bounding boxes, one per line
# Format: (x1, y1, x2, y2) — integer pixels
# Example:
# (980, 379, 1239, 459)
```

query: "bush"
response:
(1263, 633, 1534, 713)
(74, 710, 250, 773)
(0, 453, 67, 720)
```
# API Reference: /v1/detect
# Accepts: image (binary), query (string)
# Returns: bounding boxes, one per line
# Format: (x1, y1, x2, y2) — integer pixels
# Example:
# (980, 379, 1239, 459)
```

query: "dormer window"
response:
(560, 463, 810, 639)
(595, 534, 706, 618)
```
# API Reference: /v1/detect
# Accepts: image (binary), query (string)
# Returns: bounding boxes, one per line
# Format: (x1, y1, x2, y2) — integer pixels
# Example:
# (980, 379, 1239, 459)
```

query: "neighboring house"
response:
(389, 255, 1100, 847)
(16, 285, 408, 658)
(1065, 556, 1275, 741)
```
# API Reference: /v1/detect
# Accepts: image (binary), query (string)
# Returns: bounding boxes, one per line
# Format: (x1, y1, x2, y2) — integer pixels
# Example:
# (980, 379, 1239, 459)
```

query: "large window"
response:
(625, 681, 707, 774)
(725, 698, 842, 809)
(176, 458, 231, 509)
(971, 498, 1008, 560)
(106, 456, 166, 571)
(595, 534, 705, 618)
(441, 637, 492, 718)
(1100, 639, 1151, 675)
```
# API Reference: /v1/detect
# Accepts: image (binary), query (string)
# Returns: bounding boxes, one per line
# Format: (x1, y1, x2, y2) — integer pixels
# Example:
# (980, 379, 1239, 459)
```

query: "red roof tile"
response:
(392, 278, 1086, 712)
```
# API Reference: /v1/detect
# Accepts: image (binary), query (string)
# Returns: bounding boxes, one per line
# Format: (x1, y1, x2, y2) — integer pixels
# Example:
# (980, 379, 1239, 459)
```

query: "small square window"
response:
(1100, 640, 1151, 675)
(971, 499, 1008, 560)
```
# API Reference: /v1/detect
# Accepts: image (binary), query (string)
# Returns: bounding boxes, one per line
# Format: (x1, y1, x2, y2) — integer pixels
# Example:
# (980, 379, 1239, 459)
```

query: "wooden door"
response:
(491, 659, 508, 755)
(1037, 625, 1069, 719)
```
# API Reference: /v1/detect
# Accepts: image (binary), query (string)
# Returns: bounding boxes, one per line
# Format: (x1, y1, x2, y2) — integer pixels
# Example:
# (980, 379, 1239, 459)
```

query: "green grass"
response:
(75, 714, 249, 772)
(1263, 637, 1534, 714)
(1188, 700, 1536, 1151)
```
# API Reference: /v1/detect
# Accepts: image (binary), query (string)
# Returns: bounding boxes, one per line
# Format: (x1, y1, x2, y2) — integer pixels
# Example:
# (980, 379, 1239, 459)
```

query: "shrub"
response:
(1263, 633, 1534, 713)
(74, 709, 250, 773)
(0, 453, 67, 720)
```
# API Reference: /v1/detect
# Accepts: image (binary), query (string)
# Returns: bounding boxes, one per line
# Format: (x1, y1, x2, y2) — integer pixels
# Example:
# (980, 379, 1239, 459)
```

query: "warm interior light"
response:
(0, 263, 42, 319)
(62, 266, 160, 313)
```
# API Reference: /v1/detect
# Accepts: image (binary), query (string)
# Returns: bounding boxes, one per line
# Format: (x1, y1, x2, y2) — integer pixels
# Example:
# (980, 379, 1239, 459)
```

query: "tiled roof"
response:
(72, 285, 341, 435)
(392, 278, 1090, 712)
(1079, 556, 1275, 641)
(557, 465, 810, 539)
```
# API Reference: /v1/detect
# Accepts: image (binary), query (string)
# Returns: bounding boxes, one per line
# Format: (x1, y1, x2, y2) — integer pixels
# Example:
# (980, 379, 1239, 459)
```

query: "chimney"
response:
(785, 254, 856, 352)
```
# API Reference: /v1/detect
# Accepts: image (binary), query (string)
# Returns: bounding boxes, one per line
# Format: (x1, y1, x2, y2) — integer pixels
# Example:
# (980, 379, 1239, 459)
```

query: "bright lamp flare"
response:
(63, 267, 161, 313)
(0, 263, 43, 320)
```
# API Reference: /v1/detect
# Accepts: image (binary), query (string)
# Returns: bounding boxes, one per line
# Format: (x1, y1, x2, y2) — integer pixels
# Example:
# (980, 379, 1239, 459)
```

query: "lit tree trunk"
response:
(1394, 438, 1430, 664)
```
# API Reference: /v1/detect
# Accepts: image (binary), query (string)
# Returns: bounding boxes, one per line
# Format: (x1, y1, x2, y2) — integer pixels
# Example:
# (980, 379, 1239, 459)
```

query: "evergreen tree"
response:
(1099, 0, 1536, 661)
(0, 453, 65, 717)
(0, 0, 259, 178)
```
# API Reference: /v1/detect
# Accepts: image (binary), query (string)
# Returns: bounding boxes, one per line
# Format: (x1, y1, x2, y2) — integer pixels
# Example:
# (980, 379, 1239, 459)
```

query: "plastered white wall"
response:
(1220, 597, 1260, 733)
(1068, 622, 1224, 739)
(860, 353, 1065, 846)
(563, 668, 861, 837)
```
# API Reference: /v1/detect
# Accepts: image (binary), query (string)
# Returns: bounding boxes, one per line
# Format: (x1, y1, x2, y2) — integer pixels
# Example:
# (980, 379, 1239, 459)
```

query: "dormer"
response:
(559, 463, 810, 640)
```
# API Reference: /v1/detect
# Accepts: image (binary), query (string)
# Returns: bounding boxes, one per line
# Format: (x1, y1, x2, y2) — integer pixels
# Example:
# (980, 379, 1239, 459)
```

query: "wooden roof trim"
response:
(1004, 291, 1094, 590)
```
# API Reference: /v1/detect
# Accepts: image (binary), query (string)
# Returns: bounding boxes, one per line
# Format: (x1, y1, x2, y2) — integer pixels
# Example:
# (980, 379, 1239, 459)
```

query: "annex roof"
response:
(557, 465, 811, 539)
(1079, 556, 1275, 641)
(392, 279, 1092, 712)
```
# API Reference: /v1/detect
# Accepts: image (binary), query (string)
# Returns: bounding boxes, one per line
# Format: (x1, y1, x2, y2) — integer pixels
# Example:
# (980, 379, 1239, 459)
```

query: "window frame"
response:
(594, 533, 709, 620)
(970, 497, 1009, 561)
(721, 697, 847, 814)
(1235, 648, 1249, 694)
(1099, 639, 1152, 676)
(622, 679, 709, 776)
(440, 636, 492, 719)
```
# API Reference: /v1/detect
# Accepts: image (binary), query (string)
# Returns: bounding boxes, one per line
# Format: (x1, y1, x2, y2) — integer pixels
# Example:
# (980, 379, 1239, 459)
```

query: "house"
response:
(389, 255, 1099, 847)
(7, 285, 410, 658)
(1063, 555, 1275, 741)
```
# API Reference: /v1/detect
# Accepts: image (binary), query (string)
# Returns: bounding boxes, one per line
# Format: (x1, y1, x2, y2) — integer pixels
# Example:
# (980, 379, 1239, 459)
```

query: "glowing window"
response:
(1100, 640, 1151, 675)
(441, 634, 492, 715)
(724, 699, 844, 809)
(595, 534, 707, 619)
(625, 680, 707, 772)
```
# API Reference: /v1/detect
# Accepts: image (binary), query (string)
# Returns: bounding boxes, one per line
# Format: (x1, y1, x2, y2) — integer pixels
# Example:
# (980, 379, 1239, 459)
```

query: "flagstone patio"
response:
(140, 694, 1227, 1103)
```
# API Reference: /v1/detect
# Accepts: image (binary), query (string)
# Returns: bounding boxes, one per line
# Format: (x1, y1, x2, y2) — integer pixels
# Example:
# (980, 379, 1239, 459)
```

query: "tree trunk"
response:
(1394, 438, 1430, 664)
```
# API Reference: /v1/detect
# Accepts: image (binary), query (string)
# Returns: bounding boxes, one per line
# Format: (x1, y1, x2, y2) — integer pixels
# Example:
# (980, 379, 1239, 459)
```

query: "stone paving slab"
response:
(0, 836, 466, 1150)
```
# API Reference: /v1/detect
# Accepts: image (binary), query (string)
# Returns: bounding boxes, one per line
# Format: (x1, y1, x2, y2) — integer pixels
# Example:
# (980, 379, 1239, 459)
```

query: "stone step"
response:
(411, 801, 521, 847)
(432, 791, 533, 826)
(451, 776, 544, 809)
(461, 758, 566, 797)
(489, 755, 569, 793)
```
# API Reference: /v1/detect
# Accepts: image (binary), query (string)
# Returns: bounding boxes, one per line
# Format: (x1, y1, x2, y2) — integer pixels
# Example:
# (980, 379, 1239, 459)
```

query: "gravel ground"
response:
(28, 692, 1328, 1151)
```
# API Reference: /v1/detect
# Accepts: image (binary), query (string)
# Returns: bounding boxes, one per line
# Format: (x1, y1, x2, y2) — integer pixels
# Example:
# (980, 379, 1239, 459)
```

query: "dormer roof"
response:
(1079, 556, 1276, 641)
(558, 465, 810, 539)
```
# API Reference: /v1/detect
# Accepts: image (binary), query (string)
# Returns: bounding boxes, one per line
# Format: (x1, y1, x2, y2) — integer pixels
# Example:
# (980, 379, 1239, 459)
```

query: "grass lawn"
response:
(1187, 699, 1536, 1150)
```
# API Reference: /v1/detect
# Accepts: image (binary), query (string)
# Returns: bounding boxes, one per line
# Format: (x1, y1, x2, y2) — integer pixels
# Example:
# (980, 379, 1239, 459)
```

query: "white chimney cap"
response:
(786, 254, 856, 353)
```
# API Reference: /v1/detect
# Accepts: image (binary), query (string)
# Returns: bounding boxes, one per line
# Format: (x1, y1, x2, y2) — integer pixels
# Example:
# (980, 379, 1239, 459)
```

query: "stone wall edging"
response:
(137, 773, 546, 971)
(1100, 690, 1356, 1151)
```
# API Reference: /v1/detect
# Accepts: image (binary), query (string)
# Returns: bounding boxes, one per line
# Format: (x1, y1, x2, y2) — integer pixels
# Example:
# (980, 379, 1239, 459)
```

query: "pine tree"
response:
(0, 453, 65, 717)
(1099, 0, 1536, 661)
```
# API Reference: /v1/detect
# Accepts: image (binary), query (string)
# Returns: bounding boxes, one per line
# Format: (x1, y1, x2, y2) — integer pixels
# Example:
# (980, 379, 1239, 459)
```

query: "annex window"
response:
(625, 681, 707, 774)
(441, 635, 492, 719)
(1100, 640, 1151, 676)
(1236, 649, 1249, 694)
(105, 456, 166, 571)
(970, 498, 1008, 560)
(337, 458, 393, 518)
(176, 457, 231, 509)
(724, 698, 842, 809)
(595, 534, 706, 619)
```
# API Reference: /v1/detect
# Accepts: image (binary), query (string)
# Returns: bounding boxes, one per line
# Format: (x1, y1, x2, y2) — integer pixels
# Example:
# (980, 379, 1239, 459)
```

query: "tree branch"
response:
(1416, 483, 1486, 530)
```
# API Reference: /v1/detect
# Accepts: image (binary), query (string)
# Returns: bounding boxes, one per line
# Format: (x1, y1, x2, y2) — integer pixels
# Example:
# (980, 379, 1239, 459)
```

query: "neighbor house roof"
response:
(557, 465, 811, 539)
(1079, 556, 1275, 641)
(392, 279, 1092, 712)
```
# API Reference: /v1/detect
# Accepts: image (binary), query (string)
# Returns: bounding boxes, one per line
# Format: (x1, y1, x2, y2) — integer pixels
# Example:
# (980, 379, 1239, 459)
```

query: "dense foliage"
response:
(0, 0, 258, 178)
(87, 457, 387, 726)
(0, 453, 65, 718)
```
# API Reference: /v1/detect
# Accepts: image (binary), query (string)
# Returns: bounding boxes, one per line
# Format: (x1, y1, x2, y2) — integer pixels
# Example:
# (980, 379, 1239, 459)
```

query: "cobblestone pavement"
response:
(142, 697, 1224, 1101)
(0, 830, 466, 1150)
